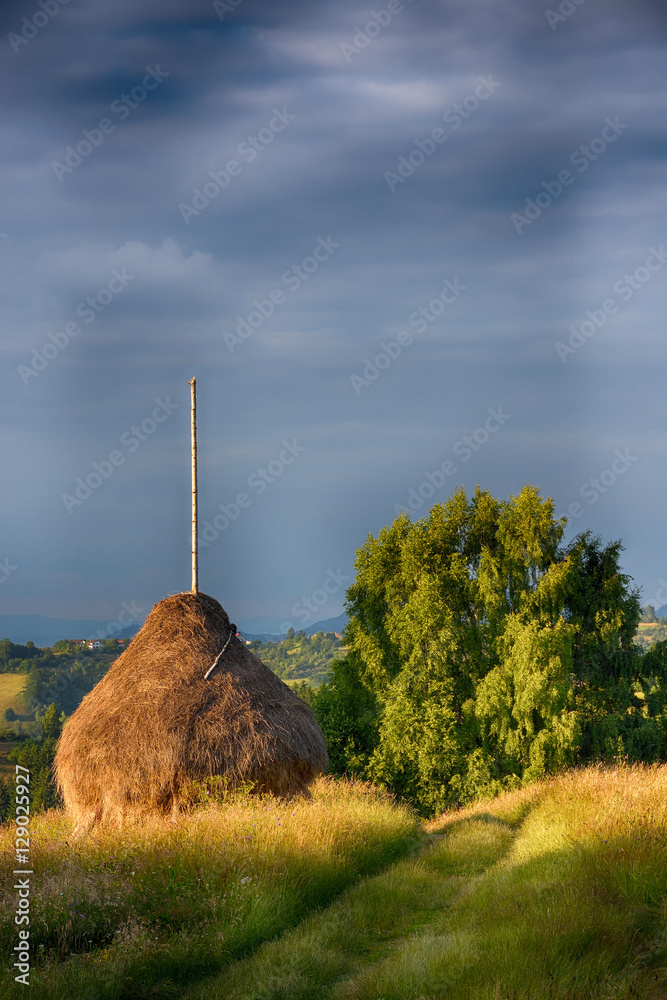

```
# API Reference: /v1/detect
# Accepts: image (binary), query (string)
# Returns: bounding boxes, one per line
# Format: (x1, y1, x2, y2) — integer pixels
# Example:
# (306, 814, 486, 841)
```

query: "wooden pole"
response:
(189, 377, 198, 594)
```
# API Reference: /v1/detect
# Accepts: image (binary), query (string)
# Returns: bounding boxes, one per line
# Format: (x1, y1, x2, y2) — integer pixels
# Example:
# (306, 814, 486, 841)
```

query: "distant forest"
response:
(0, 639, 120, 720)
(248, 629, 344, 686)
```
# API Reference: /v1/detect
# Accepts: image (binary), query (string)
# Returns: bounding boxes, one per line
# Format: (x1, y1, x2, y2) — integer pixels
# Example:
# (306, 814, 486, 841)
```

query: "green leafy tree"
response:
(42, 702, 62, 739)
(0, 777, 10, 824)
(325, 485, 656, 815)
(292, 680, 316, 708)
(52, 639, 78, 653)
(257, 632, 343, 685)
(7, 736, 61, 813)
(314, 652, 379, 776)
(31, 765, 58, 812)
(24, 664, 44, 709)
(368, 663, 463, 815)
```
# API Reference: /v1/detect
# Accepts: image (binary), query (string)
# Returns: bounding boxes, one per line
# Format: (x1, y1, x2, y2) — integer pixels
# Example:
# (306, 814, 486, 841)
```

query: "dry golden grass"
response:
(3, 766, 665, 999)
(0, 776, 421, 1000)
(185, 765, 667, 1000)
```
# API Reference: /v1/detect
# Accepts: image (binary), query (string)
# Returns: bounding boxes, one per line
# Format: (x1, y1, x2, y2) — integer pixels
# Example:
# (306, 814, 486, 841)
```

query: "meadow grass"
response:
(0, 777, 421, 999)
(0, 673, 28, 718)
(184, 765, 667, 1000)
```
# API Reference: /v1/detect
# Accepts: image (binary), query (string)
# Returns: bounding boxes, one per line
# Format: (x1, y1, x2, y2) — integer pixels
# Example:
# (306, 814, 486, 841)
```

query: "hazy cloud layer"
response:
(1, 0, 666, 628)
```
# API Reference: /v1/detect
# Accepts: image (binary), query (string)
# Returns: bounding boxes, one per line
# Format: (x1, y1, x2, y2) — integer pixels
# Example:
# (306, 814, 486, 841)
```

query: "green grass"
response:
(180, 766, 667, 1000)
(0, 778, 421, 1000)
(3, 766, 666, 999)
(0, 673, 29, 718)
(0, 673, 36, 778)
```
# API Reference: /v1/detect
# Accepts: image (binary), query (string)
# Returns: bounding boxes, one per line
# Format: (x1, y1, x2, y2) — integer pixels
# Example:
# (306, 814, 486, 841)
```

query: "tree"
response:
(323, 485, 656, 815)
(286, 627, 295, 640)
(24, 665, 43, 709)
(4, 707, 16, 722)
(0, 777, 10, 823)
(53, 639, 74, 653)
(314, 654, 379, 776)
(42, 702, 62, 739)
(31, 765, 58, 812)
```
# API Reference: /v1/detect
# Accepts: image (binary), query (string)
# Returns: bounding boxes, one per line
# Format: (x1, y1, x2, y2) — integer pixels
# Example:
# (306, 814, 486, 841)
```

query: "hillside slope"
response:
(2, 767, 665, 999)
(0, 779, 421, 1000)
(184, 766, 667, 1000)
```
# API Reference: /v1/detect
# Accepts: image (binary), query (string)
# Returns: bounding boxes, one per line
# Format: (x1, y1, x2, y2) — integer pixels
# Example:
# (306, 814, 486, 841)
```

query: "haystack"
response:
(55, 591, 328, 829)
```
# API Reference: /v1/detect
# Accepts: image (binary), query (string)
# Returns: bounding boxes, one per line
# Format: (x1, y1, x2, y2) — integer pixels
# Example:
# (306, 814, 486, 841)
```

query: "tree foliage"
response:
(254, 631, 343, 686)
(314, 485, 665, 815)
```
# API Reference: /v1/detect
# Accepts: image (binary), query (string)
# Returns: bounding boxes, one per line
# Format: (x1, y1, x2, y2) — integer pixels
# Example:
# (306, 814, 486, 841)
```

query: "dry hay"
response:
(54, 591, 328, 829)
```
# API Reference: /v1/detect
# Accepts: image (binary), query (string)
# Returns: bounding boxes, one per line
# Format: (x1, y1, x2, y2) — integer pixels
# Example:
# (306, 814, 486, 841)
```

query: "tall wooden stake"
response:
(189, 377, 198, 594)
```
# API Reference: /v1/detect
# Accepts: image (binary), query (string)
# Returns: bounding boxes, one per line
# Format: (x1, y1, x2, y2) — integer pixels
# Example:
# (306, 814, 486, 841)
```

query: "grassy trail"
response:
(184, 766, 667, 1000)
(2, 767, 665, 999)
(0, 779, 422, 1000)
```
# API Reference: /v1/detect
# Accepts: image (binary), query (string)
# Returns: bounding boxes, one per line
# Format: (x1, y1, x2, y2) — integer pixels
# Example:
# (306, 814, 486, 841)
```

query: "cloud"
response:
(0, 0, 665, 622)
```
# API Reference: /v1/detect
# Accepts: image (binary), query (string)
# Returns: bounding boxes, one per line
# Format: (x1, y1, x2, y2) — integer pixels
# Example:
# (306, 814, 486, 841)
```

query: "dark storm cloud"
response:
(1, 0, 665, 624)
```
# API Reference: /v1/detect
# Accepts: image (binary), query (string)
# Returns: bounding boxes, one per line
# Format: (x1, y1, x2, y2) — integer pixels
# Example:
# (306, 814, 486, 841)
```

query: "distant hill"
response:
(241, 613, 348, 643)
(0, 611, 347, 649)
(0, 614, 144, 648)
(236, 616, 294, 634)
(303, 613, 347, 636)
(635, 620, 667, 651)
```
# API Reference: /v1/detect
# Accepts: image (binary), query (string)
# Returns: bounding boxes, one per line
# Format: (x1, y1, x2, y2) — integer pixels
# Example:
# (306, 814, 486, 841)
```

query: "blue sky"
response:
(1, 0, 666, 632)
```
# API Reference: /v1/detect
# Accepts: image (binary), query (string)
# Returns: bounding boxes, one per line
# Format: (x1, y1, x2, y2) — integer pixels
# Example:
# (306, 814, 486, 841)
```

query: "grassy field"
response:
(0, 674, 33, 779)
(0, 778, 421, 999)
(2, 767, 666, 999)
(181, 766, 667, 1000)
(0, 673, 29, 719)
